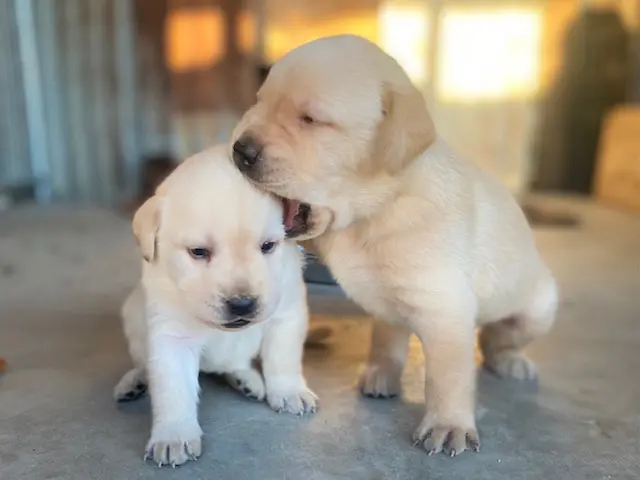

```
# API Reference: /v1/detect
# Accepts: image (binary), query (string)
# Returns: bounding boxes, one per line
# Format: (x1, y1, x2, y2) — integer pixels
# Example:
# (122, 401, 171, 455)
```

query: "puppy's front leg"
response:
(411, 304, 479, 457)
(261, 306, 317, 415)
(146, 332, 203, 466)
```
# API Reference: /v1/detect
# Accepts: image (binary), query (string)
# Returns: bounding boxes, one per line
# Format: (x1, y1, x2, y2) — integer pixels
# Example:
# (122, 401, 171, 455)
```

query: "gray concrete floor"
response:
(0, 197, 639, 480)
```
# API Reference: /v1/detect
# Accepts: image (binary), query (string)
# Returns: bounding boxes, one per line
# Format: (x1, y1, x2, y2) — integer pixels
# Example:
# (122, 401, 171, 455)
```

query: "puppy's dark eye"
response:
(300, 114, 315, 125)
(188, 247, 211, 260)
(260, 241, 277, 254)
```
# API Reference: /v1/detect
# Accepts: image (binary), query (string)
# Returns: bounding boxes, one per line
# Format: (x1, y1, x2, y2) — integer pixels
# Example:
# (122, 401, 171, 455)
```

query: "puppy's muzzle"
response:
(223, 295, 258, 329)
(232, 136, 262, 173)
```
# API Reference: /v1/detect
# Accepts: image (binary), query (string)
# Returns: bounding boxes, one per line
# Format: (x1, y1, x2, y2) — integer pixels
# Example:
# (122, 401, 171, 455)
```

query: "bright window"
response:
(378, 2, 431, 86)
(436, 8, 542, 102)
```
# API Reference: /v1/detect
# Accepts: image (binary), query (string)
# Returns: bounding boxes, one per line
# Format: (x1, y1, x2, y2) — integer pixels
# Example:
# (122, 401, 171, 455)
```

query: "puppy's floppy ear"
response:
(374, 82, 436, 174)
(132, 195, 162, 262)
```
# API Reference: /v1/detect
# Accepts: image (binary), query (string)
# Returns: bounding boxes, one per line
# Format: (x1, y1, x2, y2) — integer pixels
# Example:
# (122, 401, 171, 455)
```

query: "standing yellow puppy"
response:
(230, 35, 558, 457)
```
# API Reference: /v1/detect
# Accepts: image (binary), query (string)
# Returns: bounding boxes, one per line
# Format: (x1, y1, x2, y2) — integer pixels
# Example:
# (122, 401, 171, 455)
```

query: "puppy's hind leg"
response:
(115, 285, 149, 402)
(359, 321, 411, 398)
(114, 367, 148, 402)
(480, 274, 558, 380)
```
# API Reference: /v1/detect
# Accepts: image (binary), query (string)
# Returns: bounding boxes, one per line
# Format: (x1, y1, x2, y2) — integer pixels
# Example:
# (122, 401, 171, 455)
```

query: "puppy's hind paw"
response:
(358, 362, 402, 398)
(114, 368, 147, 402)
(225, 368, 266, 401)
(484, 352, 538, 381)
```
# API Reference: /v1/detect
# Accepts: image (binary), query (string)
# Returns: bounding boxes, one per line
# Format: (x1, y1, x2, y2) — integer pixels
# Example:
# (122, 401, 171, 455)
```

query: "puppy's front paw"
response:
(484, 352, 538, 381)
(358, 362, 402, 398)
(412, 414, 480, 457)
(267, 383, 317, 415)
(225, 368, 266, 401)
(145, 422, 203, 467)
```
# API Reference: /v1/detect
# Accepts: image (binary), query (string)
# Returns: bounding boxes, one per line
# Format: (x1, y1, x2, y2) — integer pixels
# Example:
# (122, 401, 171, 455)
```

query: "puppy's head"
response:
(231, 34, 435, 228)
(132, 145, 297, 331)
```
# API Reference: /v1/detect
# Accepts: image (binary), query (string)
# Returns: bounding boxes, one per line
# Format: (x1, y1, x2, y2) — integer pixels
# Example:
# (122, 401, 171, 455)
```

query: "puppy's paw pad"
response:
(114, 369, 147, 402)
(485, 353, 538, 381)
(145, 437, 202, 467)
(358, 363, 401, 398)
(226, 370, 266, 401)
(267, 387, 318, 415)
(413, 417, 480, 457)
(116, 382, 147, 403)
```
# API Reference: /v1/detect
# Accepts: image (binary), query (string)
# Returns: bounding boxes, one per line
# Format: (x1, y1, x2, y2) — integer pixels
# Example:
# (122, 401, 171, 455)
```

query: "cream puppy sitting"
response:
(230, 35, 558, 457)
(113, 145, 316, 467)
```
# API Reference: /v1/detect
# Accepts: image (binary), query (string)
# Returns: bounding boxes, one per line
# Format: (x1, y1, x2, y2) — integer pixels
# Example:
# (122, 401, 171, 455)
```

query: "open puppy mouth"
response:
(223, 319, 251, 329)
(281, 198, 311, 238)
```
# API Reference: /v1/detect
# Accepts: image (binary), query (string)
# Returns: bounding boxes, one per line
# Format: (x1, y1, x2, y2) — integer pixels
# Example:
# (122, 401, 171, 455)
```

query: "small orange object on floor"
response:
(0, 358, 6, 373)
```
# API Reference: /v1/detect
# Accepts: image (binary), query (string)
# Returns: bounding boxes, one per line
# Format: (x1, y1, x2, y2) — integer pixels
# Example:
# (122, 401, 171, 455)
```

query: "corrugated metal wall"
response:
(0, 0, 152, 205)
(37, 0, 140, 203)
(0, 0, 32, 194)
(0, 0, 255, 205)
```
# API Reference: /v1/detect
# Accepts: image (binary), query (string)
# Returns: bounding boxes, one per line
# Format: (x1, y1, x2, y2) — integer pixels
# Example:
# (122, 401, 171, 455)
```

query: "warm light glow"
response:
(378, 2, 430, 85)
(264, 10, 378, 63)
(238, 10, 255, 55)
(263, 4, 430, 78)
(165, 8, 224, 72)
(436, 8, 542, 102)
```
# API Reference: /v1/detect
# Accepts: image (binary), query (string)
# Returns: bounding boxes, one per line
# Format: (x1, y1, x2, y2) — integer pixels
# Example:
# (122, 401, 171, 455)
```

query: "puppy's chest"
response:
(316, 233, 401, 320)
(199, 325, 265, 373)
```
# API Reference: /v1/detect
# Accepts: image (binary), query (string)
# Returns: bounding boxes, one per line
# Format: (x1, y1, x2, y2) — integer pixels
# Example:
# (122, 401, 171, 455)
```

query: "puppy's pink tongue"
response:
(282, 199, 301, 230)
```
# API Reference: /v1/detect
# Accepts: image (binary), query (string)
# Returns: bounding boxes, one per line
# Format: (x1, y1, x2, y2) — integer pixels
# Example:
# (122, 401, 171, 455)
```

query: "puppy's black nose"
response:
(225, 296, 258, 318)
(232, 136, 262, 172)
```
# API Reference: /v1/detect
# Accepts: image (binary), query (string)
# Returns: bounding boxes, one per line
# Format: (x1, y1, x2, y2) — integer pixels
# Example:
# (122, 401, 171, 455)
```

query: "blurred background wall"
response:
(0, 0, 639, 206)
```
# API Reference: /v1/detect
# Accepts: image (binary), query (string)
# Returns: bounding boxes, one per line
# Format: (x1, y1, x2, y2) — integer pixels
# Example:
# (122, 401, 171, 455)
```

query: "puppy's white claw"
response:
(267, 386, 318, 415)
(146, 439, 202, 467)
(412, 414, 479, 458)
(145, 422, 202, 467)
